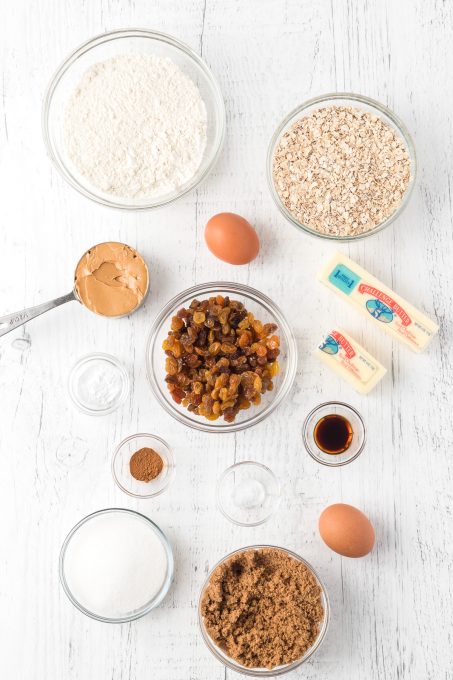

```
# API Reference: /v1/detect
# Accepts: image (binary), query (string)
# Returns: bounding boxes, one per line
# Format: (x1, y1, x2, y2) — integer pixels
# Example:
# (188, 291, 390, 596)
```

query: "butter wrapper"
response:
(318, 253, 439, 352)
(316, 329, 387, 395)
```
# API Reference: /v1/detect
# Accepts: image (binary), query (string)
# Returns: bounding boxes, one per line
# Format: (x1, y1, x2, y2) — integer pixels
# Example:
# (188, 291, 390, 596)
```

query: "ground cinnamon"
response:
(129, 447, 163, 482)
(200, 547, 324, 669)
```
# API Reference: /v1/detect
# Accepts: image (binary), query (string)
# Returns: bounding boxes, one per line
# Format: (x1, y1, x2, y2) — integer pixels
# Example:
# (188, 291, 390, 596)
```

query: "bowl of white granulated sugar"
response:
(268, 93, 416, 241)
(43, 29, 226, 210)
(60, 509, 174, 622)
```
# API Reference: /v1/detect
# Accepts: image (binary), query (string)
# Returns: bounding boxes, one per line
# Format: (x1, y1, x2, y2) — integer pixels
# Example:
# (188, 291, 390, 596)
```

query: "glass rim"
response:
(111, 432, 175, 499)
(42, 27, 226, 211)
(198, 544, 330, 676)
(59, 508, 174, 623)
(302, 401, 366, 467)
(267, 91, 417, 242)
(216, 461, 281, 527)
(145, 281, 298, 433)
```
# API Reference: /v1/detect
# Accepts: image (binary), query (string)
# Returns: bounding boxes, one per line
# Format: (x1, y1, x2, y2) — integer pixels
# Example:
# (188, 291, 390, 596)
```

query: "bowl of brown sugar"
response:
(198, 546, 329, 676)
(112, 433, 175, 498)
(268, 93, 416, 241)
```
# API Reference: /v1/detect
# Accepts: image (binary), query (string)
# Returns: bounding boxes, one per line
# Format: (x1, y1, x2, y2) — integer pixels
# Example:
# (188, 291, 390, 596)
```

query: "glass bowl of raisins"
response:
(146, 282, 298, 433)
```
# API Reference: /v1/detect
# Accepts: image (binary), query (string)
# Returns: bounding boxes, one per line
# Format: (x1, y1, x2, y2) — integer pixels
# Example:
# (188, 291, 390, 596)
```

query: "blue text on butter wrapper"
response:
(328, 264, 361, 295)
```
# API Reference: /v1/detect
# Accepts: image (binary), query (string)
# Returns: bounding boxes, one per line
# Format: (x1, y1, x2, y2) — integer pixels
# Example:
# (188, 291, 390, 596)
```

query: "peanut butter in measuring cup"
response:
(74, 242, 149, 317)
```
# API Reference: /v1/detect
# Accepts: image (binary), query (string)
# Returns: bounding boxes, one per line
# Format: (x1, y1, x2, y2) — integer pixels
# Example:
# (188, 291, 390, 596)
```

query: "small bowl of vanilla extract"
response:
(302, 402, 366, 467)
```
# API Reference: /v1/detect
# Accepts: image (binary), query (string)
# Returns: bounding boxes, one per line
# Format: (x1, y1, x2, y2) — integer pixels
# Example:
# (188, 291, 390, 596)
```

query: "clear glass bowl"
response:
(267, 92, 417, 241)
(216, 461, 280, 526)
(59, 508, 174, 623)
(146, 282, 298, 433)
(68, 352, 130, 416)
(112, 433, 175, 498)
(198, 545, 330, 676)
(302, 401, 366, 467)
(42, 28, 226, 210)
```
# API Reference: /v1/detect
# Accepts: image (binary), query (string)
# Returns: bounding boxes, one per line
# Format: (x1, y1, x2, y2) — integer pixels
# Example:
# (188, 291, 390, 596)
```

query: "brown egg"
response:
(204, 212, 260, 265)
(319, 503, 375, 558)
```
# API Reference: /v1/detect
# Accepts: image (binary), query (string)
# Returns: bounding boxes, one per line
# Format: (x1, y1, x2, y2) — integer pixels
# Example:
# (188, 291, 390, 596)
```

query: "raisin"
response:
(165, 356, 178, 375)
(162, 296, 280, 423)
(262, 323, 278, 336)
(238, 331, 252, 348)
(266, 348, 280, 361)
(193, 311, 206, 324)
(171, 388, 185, 404)
(223, 408, 236, 422)
(252, 320, 263, 335)
(266, 335, 280, 349)
(209, 342, 221, 356)
(185, 354, 200, 367)
(221, 342, 237, 354)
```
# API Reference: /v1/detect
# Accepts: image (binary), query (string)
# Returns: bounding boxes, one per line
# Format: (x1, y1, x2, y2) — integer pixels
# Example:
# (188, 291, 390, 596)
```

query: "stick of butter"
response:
(318, 253, 439, 353)
(316, 329, 387, 394)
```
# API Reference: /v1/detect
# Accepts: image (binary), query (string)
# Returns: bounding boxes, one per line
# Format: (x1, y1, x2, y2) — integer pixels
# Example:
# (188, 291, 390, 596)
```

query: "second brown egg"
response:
(319, 503, 375, 558)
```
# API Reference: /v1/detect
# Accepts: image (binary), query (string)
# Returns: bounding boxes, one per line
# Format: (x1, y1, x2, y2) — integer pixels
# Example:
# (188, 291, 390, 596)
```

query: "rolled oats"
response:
(272, 106, 411, 237)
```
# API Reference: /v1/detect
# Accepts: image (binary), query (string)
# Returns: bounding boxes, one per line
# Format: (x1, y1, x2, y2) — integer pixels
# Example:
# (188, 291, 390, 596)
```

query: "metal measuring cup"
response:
(0, 242, 149, 338)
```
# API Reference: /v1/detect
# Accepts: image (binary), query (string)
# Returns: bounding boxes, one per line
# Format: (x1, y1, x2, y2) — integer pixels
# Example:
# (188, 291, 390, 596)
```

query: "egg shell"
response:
(319, 503, 375, 558)
(204, 212, 260, 265)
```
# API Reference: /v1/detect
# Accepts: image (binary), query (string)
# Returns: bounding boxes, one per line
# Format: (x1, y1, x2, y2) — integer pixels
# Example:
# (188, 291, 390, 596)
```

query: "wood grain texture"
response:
(0, 0, 452, 678)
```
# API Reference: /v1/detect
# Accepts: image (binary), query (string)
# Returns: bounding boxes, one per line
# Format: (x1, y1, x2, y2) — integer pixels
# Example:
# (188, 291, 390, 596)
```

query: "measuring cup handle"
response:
(0, 292, 76, 338)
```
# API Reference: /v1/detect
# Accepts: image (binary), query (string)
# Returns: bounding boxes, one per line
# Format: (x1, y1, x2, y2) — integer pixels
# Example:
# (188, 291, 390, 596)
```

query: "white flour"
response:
(64, 54, 208, 199)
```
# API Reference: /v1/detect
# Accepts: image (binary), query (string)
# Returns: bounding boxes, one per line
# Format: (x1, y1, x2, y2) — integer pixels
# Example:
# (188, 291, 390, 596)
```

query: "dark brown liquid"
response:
(314, 414, 353, 454)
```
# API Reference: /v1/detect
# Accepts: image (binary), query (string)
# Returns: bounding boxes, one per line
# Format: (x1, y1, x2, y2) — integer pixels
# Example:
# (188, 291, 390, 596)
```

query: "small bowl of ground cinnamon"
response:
(199, 546, 329, 676)
(112, 433, 175, 499)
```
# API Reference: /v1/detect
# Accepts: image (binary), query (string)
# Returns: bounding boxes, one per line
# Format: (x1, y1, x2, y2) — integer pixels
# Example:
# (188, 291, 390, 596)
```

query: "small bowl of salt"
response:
(68, 352, 130, 416)
(216, 461, 281, 527)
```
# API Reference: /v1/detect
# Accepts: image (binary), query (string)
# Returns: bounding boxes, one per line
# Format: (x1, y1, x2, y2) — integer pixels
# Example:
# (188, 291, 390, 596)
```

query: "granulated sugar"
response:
(272, 105, 411, 237)
(64, 54, 207, 199)
(63, 511, 169, 619)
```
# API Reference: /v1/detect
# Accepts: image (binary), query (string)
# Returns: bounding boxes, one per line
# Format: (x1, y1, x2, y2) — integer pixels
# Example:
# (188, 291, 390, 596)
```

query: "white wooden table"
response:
(1, 1, 452, 678)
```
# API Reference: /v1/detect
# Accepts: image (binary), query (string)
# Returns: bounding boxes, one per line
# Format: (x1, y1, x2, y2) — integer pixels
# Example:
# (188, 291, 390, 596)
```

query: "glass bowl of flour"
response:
(43, 29, 226, 210)
(60, 509, 174, 622)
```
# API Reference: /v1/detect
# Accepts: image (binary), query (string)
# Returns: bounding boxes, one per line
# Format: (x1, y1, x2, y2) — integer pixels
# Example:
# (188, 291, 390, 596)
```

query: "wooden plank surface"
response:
(0, 0, 452, 678)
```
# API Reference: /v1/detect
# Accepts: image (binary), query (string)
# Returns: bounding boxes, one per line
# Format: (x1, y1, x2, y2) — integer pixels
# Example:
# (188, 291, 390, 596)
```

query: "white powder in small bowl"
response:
(233, 479, 266, 509)
(76, 362, 123, 409)
(62, 511, 171, 620)
(68, 354, 129, 415)
(64, 53, 208, 199)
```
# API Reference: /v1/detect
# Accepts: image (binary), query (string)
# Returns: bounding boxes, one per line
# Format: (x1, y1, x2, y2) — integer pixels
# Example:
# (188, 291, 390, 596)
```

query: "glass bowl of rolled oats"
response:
(146, 282, 298, 433)
(268, 93, 416, 241)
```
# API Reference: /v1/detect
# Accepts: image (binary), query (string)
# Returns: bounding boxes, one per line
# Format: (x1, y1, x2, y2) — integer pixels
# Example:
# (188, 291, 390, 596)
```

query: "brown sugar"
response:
(200, 547, 325, 669)
(129, 447, 163, 482)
